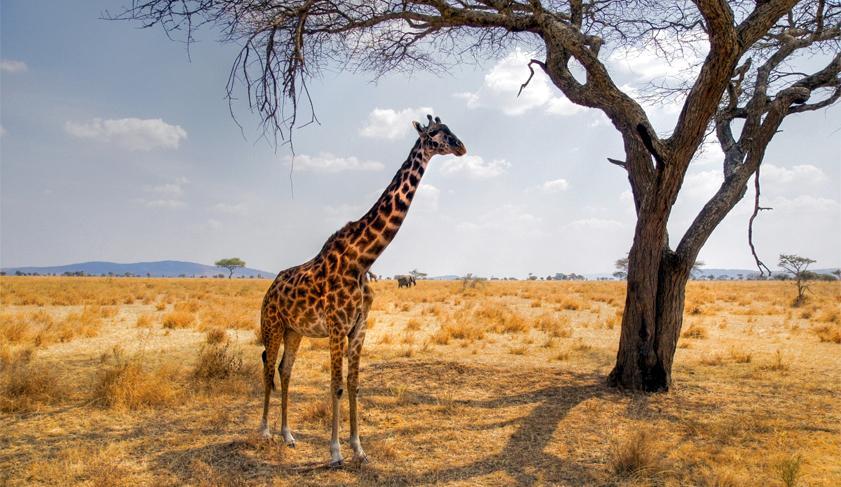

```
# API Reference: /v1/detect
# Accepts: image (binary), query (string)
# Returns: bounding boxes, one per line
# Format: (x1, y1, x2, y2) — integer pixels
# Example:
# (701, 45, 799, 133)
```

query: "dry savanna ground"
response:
(1, 277, 839, 486)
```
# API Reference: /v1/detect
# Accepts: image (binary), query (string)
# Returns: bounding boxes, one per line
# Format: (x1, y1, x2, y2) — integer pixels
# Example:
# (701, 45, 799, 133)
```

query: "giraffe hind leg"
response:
(279, 329, 302, 447)
(260, 326, 282, 439)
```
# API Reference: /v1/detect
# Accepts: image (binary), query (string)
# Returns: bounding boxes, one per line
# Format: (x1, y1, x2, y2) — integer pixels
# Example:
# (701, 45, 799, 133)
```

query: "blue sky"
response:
(1, 1, 839, 277)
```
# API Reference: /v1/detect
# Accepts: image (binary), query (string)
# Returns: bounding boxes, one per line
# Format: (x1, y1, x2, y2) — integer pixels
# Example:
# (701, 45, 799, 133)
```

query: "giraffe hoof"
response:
(286, 440, 296, 448)
(328, 459, 344, 469)
(352, 453, 369, 465)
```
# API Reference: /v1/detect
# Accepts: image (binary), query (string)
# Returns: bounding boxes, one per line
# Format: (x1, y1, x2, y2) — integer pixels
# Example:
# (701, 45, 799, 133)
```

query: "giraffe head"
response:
(412, 114, 467, 157)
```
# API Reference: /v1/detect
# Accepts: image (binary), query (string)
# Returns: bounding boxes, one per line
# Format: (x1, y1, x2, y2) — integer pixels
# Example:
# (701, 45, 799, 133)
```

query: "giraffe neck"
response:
(347, 140, 431, 271)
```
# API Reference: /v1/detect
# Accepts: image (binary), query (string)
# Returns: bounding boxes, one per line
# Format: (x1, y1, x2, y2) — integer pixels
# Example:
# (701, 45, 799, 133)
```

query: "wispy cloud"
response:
(213, 202, 248, 215)
(65, 117, 187, 151)
(144, 199, 185, 209)
(137, 177, 188, 208)
(0, 59, 28, 73)
(144, 177, 189, 196)
(360, 107, 433, 139)
(539, 178, 570, 193)
(439, 154, 510, 179)
(289, 152, 384, 173)
(565, 218, 625, 231)
(414, 183, 440, 212)
(455, 49, 583, 117)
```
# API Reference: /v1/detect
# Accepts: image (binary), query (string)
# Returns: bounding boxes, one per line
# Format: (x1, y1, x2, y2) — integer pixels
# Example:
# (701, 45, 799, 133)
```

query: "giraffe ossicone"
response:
(258, 114, 467, 467)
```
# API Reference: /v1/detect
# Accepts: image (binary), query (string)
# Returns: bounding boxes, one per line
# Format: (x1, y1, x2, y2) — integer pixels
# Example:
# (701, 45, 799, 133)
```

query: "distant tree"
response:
(779, 254, 817, 306)
(833, 269, 841, 280)
(215, 257, 246, 279)
(614, 257, 629, 277)
(409, 269, 427, 280)
(690, 261, 705, 279)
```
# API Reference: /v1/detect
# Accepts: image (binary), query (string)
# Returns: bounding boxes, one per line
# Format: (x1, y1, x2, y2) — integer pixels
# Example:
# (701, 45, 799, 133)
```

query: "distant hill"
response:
(1, 260, 275, 278)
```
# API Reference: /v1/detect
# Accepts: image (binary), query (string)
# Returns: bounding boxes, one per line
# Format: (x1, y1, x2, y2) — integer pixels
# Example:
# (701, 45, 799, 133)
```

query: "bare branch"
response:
(517, 58, 546, 97)
(748, 167, 773, 277)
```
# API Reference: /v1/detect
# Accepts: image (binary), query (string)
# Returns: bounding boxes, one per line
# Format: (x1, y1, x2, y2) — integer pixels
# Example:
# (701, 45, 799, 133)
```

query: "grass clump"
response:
(0, 348, 61, 412)
(93, 346, 180, 409)
(682, 323, 708, 339)
(610, 430, 663, 480)
(775, 454, 802, 487)
(162, 310, 195, 329)
(193, 342, 247, 381)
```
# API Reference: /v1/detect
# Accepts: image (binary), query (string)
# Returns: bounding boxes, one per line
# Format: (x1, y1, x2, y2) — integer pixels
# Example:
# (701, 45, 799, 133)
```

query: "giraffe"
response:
(259, 114, 467, 467)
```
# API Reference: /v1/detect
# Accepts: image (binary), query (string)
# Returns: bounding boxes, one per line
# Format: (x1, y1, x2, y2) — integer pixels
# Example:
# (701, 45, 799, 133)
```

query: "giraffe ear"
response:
(412, 121, 425, 135)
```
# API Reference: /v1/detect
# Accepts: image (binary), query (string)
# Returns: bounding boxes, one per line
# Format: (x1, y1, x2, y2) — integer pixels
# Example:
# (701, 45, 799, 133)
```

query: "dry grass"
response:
(0, 277, 839, 486)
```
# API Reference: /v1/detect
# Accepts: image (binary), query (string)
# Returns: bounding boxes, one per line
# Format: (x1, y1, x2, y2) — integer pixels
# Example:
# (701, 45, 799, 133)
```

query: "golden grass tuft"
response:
(93, 346, 180, 409)
(812, 324, 841, 343)
(0, 348, 61, 412)
(609, 430, 664, 481)
(205, 328, 229, 344)
(683, 323, 709, 339)
(162, 310, 195, 329)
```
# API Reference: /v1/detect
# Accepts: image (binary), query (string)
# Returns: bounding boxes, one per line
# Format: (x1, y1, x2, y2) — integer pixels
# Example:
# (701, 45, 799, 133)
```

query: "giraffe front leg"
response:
(328, 331, 345, 467)
(347, 322, 368, 464)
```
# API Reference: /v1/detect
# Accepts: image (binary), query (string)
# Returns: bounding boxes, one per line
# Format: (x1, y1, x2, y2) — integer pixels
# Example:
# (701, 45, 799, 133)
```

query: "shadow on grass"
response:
(154, 359, 609, 485)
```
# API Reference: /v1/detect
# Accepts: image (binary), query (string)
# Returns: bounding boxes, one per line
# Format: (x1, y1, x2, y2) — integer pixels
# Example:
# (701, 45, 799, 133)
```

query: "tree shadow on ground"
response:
(154, 359, 611, 485)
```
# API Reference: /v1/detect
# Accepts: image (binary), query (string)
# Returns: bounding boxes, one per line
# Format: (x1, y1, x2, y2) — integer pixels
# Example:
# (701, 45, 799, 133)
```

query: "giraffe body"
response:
(259, 115, 466, 466)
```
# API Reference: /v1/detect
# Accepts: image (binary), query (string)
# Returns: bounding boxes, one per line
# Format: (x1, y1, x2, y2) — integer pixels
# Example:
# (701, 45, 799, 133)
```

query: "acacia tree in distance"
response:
(778, 253, 817, 306)
(216, 257, 246, 279)
(120, 1, 841, 391)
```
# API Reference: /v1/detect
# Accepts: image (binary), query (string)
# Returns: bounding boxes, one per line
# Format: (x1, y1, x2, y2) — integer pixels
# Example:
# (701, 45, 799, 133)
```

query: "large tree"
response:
(120, 0, 840, 391)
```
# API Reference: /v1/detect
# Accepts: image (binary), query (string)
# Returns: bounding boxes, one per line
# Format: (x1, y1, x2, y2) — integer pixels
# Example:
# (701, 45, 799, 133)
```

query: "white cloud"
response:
(607, 36, 705, 83)
(144, 177, 188, 196)
(765, 195, 840, 213)
(144, 199, 185, 209)
(360, 106, 433, 139)
(214, 202, 248, 215)
(540, 178, 569, 193)
(565, 218, 625, 231)
(205, 219, 223, 230)
(324, 203, 364, 219)
(0, 126, 6, 137)
(65, 117, 187, 151)
(439, 154, 510, 179)
(413, 183, 440, 212)
(762, 164, 827, 186)
(692, 140, 726, 167)
(682, 170, 724, 200)
(456, 49, 583, 117)
(290, 153, 384, 173)
(0, 59, 27, 73)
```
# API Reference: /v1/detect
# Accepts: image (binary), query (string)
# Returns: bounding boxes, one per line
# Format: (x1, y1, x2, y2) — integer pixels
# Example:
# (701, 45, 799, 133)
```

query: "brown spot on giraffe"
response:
(258, 114, 466, 467)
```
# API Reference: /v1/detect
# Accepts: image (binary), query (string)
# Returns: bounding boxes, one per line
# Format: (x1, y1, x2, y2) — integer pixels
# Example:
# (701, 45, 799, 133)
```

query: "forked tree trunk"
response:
(608, 244, 692, 391)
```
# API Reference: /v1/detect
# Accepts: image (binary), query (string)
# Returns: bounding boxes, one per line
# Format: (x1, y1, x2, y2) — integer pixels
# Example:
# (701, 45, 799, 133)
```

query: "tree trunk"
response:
(608, 234, 691, 392)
